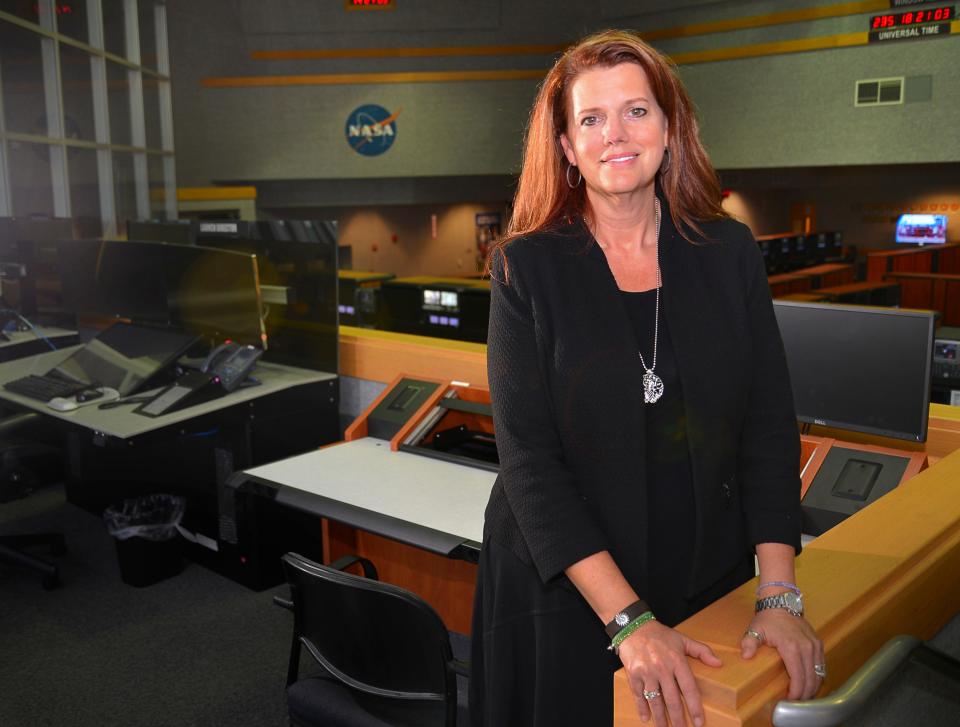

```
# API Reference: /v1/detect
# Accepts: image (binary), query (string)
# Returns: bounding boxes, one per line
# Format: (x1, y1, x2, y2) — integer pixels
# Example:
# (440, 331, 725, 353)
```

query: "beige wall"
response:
(273, 202, 507, 277)
(719, 164, 960, 249)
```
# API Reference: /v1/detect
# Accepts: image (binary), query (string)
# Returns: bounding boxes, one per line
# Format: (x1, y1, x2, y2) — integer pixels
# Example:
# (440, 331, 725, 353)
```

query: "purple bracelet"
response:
(756, 581, 801, 596)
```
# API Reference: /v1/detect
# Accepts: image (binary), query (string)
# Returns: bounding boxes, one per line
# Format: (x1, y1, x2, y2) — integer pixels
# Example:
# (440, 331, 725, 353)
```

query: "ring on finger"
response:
(642, 688, 662, 701)
(745, 628, 764, 643)
(814, 663, 827, 678)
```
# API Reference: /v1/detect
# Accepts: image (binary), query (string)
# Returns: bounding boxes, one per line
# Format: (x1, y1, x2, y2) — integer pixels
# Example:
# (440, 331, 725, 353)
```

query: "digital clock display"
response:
(871, 5, 954, 29)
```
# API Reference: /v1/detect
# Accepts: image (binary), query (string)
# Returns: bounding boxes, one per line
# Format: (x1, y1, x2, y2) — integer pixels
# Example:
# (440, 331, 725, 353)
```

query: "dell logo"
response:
(814, 418, 826, 425)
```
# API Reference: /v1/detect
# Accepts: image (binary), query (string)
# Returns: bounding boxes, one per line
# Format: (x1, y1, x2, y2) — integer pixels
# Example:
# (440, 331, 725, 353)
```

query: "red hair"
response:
(491, 29, 726, 270)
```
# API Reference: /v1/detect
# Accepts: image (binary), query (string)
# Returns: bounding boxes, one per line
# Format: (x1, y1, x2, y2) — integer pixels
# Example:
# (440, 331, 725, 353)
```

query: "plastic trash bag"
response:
(103, 494, 186, 542)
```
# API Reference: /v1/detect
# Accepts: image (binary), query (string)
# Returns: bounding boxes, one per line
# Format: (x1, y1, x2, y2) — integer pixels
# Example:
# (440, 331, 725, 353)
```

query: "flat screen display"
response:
(50, 322, 199, 395)
(895, 214, 947, 244)
(773, 301, 935, 442)
(58, 240, 266, 347)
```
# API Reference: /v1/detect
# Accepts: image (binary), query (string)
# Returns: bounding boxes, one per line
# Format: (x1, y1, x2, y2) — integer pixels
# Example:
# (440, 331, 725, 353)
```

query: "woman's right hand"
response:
(617, 620, 722, 727)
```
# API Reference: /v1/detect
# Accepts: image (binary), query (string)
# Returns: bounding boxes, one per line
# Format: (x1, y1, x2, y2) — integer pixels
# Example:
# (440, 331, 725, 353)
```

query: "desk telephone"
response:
(134, 343, 262, 418)
(201, 342, 262, 392)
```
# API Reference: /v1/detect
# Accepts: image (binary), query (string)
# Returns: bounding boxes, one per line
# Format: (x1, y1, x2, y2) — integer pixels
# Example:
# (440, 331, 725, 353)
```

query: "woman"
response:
(471, 30, 824, 727)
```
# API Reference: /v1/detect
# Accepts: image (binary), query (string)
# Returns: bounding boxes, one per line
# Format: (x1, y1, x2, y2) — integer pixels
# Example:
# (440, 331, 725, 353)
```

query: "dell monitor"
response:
(895, 214, 947, 245)
(773, 301, 935, 442)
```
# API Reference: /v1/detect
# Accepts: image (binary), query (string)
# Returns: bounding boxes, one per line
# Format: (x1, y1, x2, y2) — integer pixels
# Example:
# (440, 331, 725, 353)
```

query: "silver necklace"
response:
(587, 198, 664, 404)
(639, 197, 663, 404)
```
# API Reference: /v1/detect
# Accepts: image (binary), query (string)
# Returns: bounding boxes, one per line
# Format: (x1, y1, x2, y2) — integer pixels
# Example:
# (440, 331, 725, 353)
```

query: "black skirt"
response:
(469, 541, 755, 727)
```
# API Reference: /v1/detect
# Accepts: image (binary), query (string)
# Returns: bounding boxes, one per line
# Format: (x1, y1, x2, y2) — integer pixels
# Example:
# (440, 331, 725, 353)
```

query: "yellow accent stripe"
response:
(252, 43, 568, 60)
(201, 69, 546, 88)
(643, 0, 888, 40)
(248, 1, 890, 61)
(176, 186, 257, 201)
(671, 29, 869, 65)
(207, 15, 960, 88)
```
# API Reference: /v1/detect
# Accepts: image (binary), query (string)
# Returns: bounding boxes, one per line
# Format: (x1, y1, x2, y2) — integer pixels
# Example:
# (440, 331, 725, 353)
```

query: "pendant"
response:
(642, 369, 664, 404)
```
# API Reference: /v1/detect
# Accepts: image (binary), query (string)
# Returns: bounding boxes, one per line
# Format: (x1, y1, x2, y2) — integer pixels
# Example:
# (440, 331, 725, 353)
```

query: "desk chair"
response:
(0, 412, 66, 590)
(275, 552, 470, 727)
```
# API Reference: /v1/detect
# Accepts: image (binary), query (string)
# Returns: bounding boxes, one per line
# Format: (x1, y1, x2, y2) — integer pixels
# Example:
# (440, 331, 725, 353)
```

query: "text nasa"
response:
(348, 121, 394, 139)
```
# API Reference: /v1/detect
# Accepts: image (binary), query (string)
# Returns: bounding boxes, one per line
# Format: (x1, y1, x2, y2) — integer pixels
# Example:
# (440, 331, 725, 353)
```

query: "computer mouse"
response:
(47, 397, 79, 412)
(76, 388, 104, 403)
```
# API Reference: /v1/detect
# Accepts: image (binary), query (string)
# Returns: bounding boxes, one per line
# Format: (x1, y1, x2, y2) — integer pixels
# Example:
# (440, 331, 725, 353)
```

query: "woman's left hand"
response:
(740, 609, 825, 700)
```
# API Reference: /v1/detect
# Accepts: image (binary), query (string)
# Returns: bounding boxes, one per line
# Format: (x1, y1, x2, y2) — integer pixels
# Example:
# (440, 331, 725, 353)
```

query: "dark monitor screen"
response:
(58, 239, 171, 324)
(127, 220, 196, 245)
(50, 321, 199, 395)
(57, 240, 266, 347)
(191, 226, 338, 371)
(165, 246, 266, 347)
(773, 301, 935, 442)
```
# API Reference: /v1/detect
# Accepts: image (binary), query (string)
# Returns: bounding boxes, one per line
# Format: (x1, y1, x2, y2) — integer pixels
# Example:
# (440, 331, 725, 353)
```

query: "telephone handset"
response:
(134, 343, 262, 418)
(200, 342, 263, 392)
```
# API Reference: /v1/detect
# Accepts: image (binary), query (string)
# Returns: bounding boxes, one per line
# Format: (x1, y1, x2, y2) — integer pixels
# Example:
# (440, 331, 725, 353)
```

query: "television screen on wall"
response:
(895, 214, 947, 245)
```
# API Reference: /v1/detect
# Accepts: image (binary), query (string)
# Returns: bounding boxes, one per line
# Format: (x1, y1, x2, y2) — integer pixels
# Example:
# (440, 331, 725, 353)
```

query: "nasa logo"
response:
(345, 104, 400, 156)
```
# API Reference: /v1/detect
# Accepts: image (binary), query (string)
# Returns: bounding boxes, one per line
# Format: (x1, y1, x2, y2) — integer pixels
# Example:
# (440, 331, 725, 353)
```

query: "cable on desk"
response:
(0, 308, 59, 351)
(98, 396, 153, 410)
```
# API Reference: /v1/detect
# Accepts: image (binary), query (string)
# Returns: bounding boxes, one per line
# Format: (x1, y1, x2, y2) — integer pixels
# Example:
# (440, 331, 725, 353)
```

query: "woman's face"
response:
(559, 62, 668, 201)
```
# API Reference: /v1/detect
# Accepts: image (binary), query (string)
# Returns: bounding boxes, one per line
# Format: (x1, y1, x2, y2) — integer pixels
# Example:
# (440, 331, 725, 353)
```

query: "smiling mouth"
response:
(602, 154, 638, 164)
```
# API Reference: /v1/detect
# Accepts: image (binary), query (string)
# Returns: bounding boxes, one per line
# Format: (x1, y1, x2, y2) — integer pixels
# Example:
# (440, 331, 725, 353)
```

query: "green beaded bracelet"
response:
(607, 611, 657, 654)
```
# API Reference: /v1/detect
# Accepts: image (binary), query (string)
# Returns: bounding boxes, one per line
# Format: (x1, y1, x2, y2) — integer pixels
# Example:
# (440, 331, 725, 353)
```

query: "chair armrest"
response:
(329, 554, 379, 580)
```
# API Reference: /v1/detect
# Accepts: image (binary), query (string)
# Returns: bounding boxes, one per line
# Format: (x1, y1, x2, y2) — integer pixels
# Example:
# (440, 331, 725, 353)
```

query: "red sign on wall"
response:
(345, 0, 395, 9)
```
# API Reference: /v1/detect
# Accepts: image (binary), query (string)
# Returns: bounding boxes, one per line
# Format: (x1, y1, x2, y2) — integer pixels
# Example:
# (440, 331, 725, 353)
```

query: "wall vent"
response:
(855, 77, 904, 107)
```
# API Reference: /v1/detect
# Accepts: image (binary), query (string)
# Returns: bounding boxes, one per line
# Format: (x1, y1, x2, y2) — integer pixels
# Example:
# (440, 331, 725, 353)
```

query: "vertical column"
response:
(0, 54, 12, 216)
(155, 1, 178, 221)
(38, 0, 71, 217)
(87, 0, 117, 238)
(125, 0, 150, 220)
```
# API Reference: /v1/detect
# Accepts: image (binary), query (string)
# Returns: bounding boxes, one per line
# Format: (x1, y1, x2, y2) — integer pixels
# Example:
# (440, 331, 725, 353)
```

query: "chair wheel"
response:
(42, 574, 60, 590)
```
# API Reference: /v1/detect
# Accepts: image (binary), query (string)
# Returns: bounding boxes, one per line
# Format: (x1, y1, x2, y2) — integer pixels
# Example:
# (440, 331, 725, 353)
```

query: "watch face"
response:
(784, 591, 803, 614)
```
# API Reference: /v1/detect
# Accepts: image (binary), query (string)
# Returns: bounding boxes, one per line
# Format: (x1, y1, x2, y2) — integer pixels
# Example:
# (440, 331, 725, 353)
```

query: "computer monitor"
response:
(186, 223, 338, 371)
(0, 217, 74, 316)
(57, 240, 266, 348)
(773, 301, 935, 442)
(127, 220, 196, 245)
(895, 214, 947, 245)
(51, 321, 199, 396)
(58, 239, 171, 325)
(165, 246, 266, 348)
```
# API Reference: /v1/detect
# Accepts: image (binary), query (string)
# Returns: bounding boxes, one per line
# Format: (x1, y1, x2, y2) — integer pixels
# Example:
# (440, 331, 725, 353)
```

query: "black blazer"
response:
(483, 202, 801, 599)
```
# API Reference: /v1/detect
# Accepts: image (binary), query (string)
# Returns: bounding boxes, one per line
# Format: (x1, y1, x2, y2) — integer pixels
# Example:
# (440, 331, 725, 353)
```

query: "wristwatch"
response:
(755, 590, 804, 617)
(605, 599, 652, 638)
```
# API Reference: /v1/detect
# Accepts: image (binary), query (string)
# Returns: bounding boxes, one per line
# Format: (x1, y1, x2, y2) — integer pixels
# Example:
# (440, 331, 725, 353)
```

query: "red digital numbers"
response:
(871, 5, 954, 29)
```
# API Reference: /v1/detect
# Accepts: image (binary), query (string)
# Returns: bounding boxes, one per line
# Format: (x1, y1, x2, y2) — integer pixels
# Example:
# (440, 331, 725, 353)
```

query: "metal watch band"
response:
(755, 591, 803, 617)
(605, 599, 652, 639)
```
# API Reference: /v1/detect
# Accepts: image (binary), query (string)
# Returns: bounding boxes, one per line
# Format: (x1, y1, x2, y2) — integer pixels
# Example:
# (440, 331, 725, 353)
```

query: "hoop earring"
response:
(566, 164, 582, 189)
(660, 148, 671, 175)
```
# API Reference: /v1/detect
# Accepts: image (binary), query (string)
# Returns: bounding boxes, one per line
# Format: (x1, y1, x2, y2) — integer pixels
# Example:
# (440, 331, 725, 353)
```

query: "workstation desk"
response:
(233, 437, 494, 561)
(0, 344, 340, 588)
(0, 327, 80, 363)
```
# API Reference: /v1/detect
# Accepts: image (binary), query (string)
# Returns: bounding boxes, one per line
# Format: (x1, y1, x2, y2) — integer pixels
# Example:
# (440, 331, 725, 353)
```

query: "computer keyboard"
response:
(3, 374, 88, 402)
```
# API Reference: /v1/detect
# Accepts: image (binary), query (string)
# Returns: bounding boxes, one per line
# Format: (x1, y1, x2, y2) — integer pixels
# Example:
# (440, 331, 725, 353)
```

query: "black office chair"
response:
(0, 412, 66, 590)
(275, 552, 470, 727)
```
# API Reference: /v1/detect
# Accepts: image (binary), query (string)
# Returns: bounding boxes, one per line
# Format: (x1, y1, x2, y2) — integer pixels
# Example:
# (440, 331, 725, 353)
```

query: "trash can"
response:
(104, 494, 186, 587)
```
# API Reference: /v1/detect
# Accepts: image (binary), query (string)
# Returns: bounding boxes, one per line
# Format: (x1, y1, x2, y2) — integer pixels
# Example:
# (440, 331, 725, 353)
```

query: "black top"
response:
(482, 200, 801, 599)
(620, 288, 697, 623)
